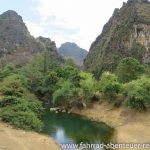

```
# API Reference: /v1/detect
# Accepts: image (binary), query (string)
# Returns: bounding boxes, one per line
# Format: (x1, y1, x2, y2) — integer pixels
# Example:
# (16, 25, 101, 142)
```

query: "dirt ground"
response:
(0, 122, 61, 150)
(74, 102, 150, 150)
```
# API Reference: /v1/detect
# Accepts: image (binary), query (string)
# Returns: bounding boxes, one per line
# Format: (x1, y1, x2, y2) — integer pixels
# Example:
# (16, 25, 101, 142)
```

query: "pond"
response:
(42, 111, 114, 150)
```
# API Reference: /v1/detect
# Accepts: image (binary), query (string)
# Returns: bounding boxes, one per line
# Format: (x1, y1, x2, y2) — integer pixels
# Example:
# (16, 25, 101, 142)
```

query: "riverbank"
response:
(73, 102, 150, 150)
(0, 122, 61, 150)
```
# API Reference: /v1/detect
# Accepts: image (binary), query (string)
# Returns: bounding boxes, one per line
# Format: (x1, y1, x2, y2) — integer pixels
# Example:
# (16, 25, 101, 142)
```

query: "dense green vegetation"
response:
(123, 76, 150, 110)
(0, 52, 97, 130)
(0, 67, 44, 131)
(98, 72, 121, 103)
(116, 57, 147, 83)
(0, 51, 150, 131)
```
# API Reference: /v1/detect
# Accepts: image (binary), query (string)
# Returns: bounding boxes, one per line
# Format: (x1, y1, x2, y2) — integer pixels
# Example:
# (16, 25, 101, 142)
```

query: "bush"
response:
(0, 64, 16, 81)
(79, 72, 96, 102)
(98, 72, 121, 102)
(0, 79, 25, 97)
(56, 65, 81, 87)
(21, 53, 45, 94)
(41, 71, 59, 99)
(5, 74, 29, 88)
(0, 77, 44, 131)
(20, 93, 44, 117)
(0, 97, 43, 131)
(0, 96, 20, 107)
(52, 80, 75, 106)
(116, 57, 146, 83)
(123, 76, 150, 111)
(0, 107, 43, 131)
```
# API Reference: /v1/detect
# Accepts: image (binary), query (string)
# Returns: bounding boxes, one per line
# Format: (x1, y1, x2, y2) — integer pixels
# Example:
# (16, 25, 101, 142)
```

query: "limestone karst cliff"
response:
(0, 10, 63, 66)
(84, 0, 150, 77)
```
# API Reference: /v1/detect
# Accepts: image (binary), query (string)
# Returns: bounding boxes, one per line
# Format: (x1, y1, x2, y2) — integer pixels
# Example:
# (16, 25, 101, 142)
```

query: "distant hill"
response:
(0, 10, 63, 66)
(58, 42, 88, 66)
(84, 0, 150, 77)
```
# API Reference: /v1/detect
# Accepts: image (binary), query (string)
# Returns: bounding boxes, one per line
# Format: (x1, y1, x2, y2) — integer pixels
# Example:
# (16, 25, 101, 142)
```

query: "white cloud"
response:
(25, 21, 48, 37)
(29, 0, 128, 50)
(25, 20, 72, 48)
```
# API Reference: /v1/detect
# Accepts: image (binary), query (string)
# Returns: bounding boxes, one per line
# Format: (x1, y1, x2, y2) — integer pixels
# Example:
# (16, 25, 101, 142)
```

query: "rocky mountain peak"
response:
(1, 10, 23, 22)
(59, 42, 88, 66)
(37, 36, 57, 51)
(37, 36, 52, 47)
(0, 10, 63, 66)
(127, 0, 149, 4)
(37, 36, 64, 63)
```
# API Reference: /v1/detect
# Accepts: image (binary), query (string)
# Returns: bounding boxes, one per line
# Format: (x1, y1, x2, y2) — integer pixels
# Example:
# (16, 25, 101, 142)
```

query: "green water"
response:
(42, 111, 113, 150)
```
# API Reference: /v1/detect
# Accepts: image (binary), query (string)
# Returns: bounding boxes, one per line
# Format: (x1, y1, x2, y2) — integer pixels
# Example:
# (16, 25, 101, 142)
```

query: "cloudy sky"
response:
(1, 0, 127, 50)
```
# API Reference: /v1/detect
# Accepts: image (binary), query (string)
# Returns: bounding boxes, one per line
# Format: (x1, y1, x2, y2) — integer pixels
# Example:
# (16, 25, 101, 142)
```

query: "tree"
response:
(79, 71, 96, 102)
(22, 53, 45, 94)
(41, 71, 59, 106)
(56, 65, 81, 87)
(116, 57, 146, 83)
(52, 80, 75, 106)
(98, 72, 121, 102)
(123, 76, 150, 110)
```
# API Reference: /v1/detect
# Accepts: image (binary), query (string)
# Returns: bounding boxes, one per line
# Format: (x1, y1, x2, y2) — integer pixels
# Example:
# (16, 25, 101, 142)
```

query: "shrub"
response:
(21, 53, 45, 93)
(123, 76, 150, 110)
(0, 96, 20, 107)
(0, 79, 25, 97)
(41, 71, 59, 98)
(56, 65, 81, 87)
(0, 77, 44, 131)
(98, 72, 121, 102)
(0, 94, 44, 131)
(79, 71, 96, 102)
(0, 64, 16, 81)
(5, 74, 29, 88)
(0, 107, 43, 131)
(21, 93, 44, 117)
(52, 80, 75, 106)
(116, 57, 146, 83)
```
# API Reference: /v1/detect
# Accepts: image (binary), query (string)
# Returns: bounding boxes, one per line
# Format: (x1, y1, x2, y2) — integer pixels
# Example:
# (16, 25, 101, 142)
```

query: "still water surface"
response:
(42, 111, 113, 150)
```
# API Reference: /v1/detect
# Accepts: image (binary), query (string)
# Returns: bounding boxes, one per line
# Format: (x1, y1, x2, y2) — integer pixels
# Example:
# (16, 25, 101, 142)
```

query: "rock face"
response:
(0, 10, 63, 66)
(84, 0, 150, 77)
(58, 42, 88, 66)
(37, 37, 64, 63)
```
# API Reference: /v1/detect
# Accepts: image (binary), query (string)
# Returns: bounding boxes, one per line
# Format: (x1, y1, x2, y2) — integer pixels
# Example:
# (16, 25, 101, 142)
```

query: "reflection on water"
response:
(42, 111, 113, 150)
(54, 128, 74, 144)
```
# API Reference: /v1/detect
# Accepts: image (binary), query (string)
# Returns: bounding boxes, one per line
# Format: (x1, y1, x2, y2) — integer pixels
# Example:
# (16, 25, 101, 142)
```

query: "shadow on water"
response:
(42, 110, 114, 150)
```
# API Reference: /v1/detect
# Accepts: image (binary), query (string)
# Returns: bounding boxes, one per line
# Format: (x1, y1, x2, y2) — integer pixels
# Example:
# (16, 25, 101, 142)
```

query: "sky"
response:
(0, 0, 127, 50)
